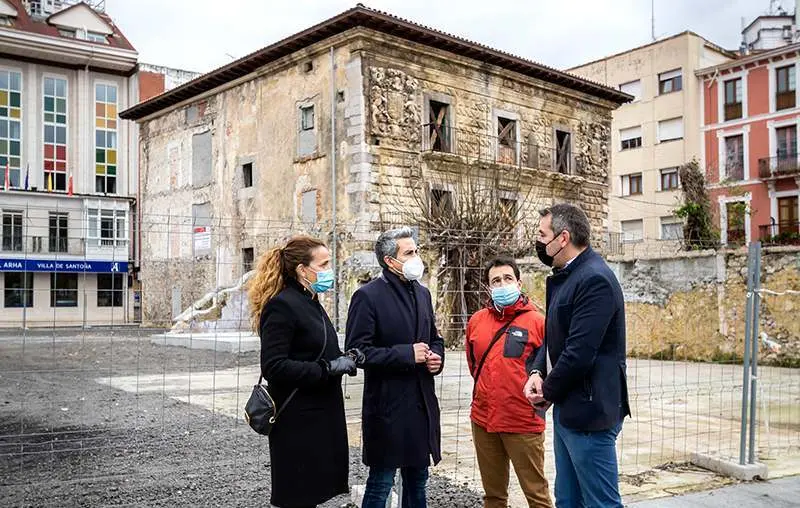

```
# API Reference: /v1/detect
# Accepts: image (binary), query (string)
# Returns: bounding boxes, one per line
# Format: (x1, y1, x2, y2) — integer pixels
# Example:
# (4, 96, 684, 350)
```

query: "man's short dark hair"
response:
(539, 203, 591, 248)
(484, 255, 520, 283)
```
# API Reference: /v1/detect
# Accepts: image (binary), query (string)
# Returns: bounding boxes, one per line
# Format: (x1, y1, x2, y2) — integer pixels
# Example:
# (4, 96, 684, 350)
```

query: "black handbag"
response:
(244, 309, 328, 436)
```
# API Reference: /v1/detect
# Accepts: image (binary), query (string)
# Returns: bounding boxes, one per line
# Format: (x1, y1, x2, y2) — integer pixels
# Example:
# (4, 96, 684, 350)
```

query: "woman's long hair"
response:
(247, 235, 326, 331)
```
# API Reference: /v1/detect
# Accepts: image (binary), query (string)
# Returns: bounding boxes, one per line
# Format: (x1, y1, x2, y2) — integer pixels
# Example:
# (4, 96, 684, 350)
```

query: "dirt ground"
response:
(4, 329, 800, 507)
(0, 331, 482, 507)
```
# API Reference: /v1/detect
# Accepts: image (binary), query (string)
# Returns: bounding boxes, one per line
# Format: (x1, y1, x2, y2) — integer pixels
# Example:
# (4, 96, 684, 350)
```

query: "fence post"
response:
(392, 470, 402, 508)
(748, 241, 762, 464)
(739, 241, 756, 464)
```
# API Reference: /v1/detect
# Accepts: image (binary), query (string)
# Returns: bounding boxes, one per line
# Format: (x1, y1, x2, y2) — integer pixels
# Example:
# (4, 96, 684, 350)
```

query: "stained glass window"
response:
(44, 77, 67, 191)
(0, 70, 22, 189)
(95, 84, 117, 194)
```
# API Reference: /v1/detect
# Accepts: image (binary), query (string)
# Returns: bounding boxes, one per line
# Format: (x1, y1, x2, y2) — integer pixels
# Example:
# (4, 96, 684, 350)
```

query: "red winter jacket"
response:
(465, 296, 546, 434)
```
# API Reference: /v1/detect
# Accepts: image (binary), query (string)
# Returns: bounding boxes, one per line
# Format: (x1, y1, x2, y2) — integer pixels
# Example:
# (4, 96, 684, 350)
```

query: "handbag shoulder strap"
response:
(271, 306, 329, 420)
(472, 313, 520, 393)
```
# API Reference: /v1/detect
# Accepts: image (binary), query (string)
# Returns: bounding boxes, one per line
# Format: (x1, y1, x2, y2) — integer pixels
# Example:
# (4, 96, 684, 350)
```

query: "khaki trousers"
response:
(472, 421, 552, 508)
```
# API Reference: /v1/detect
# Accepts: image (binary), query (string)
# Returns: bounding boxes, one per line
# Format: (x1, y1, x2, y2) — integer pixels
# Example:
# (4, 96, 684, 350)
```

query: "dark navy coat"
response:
(533, 247, 631, 432)
(345, 269, 444, 468)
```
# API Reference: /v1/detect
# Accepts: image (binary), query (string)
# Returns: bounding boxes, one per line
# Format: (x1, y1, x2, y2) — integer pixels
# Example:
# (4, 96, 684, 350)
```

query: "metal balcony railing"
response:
(758, 154, 800, 179)
(0, 235, 91, 256)
(420, 124, 582, 175)
(759, 221, 800, 245)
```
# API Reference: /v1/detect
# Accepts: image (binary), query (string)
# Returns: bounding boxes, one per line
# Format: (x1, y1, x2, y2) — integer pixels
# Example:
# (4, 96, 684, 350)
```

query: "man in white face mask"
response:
(346, 226, 445, 508)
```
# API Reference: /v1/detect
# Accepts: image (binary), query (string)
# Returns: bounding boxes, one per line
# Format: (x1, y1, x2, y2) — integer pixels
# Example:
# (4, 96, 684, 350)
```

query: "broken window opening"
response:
(430, 189, 454, 218)
(242, 247, 254, 274)
(427, 100, 451, 153)
(497, 117, 517, 165)
(242, 162, 253, 188)
(555, 130, 572, 174)
(499, 197, 517, 226)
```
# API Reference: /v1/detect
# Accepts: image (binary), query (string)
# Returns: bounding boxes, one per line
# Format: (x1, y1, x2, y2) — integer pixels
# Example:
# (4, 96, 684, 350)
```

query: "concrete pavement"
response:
(628, 475, 800, 507)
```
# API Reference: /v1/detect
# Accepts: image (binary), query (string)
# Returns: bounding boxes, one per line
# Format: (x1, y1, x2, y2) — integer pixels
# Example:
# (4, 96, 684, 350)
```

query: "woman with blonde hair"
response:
(248, 235, 356, 508)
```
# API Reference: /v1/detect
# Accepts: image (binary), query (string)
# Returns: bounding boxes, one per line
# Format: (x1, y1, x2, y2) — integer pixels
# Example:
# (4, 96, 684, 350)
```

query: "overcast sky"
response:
(106, 0, 774, 74)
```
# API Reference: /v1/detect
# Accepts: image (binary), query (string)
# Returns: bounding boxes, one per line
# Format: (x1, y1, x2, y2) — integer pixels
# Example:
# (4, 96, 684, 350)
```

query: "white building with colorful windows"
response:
(0, 0, 137, 327)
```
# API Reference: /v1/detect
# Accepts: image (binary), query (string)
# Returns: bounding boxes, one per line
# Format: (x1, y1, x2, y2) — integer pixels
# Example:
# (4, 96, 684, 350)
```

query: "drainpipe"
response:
(330, 46, 339, 331)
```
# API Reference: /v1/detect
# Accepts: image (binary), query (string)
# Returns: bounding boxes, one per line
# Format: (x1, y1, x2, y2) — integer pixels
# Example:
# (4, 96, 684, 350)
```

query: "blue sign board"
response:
(0, 259, 128, 273)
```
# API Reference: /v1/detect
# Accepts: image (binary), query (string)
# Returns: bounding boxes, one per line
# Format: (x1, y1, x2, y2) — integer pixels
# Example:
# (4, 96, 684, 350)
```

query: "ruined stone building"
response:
(120, 5, 629, 327)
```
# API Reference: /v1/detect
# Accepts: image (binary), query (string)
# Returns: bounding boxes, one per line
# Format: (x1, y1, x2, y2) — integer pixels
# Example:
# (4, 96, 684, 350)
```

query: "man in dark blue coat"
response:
(524, 204, 631, 508)
(346, 226, 445, 508)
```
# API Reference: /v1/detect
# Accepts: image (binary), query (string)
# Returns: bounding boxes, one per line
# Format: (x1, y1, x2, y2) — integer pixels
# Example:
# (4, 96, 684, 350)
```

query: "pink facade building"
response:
(698, 42, 800, 246)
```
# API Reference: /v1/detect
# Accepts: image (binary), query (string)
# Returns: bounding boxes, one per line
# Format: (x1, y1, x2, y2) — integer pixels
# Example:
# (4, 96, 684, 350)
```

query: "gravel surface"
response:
(0, 332, 482, 507)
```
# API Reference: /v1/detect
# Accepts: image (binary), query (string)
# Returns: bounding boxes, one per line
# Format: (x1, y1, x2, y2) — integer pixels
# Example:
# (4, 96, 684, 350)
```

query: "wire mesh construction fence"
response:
(1, 212, 799, 506)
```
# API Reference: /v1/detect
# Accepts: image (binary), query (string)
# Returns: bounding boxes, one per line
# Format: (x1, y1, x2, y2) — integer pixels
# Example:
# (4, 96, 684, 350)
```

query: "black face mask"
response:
(535, 232, 564, 267)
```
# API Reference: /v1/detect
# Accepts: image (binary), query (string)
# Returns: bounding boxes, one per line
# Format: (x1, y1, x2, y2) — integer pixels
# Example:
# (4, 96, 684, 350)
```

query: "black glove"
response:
(345, 348, 365, 366)
(327, 356, 357, 377)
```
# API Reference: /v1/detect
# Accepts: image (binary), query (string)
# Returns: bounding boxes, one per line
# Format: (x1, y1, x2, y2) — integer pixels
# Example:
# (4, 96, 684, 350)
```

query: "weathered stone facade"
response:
(132, 27, 622, 327)
(595, 246, 800, 367)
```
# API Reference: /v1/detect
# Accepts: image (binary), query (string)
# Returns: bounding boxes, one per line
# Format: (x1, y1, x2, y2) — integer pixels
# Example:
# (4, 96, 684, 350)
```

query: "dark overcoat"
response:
(259, 278, 349, 508)
(345, 269, 444, 469)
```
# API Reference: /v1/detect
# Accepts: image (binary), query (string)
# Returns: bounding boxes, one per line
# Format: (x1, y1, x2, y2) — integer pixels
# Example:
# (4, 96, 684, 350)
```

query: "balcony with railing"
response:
(420, 124, 581, 175)
(759, 221, 800, 246)
(0, 234, 86, 256)
(758, 153, 800, 179)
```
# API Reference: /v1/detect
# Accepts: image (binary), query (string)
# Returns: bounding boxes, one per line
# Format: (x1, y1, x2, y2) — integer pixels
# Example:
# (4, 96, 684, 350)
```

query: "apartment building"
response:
(570, 32, 734, 248)
(0, 0, 197, 327)
(698, 41, 800, 246)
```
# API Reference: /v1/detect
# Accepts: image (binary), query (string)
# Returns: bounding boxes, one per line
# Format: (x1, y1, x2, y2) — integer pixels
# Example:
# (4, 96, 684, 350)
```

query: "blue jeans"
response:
(362, 466, 429, 508)
(553, 406, 623, 508)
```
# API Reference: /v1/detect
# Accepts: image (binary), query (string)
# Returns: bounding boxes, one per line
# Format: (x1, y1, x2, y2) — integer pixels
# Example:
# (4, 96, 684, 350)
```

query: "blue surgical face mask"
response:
(308, 269, 334, 293)
(491, 284, 520, 307)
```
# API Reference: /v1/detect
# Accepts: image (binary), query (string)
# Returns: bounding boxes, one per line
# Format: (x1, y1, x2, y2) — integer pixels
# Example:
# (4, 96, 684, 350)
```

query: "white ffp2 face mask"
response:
(400, 256, 425, 281)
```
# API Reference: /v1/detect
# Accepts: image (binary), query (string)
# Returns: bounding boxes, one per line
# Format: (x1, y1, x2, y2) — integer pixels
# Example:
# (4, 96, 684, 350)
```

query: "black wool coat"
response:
(345, 269, 445, 469)
(259, 278, 349, 508)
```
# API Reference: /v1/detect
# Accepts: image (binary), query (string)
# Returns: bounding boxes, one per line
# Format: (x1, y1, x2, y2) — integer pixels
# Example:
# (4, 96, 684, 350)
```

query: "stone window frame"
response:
(718, 193, 752, 246)
(190, 129, 213, 189)
(241, 246, 255, 275)
(428, 181, 456, 218)
(296, 97, 321, 159)
(298, 187, 319, 225)
(492, 108, 520, 165)
(497, 189, 521, 239)
(422, 91, 454, 153)
(551, 123, 573, 175)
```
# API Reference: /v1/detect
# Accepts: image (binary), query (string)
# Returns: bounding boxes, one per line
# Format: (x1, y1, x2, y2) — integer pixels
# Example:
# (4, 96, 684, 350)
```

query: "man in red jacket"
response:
(466, 256, 552, 508)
